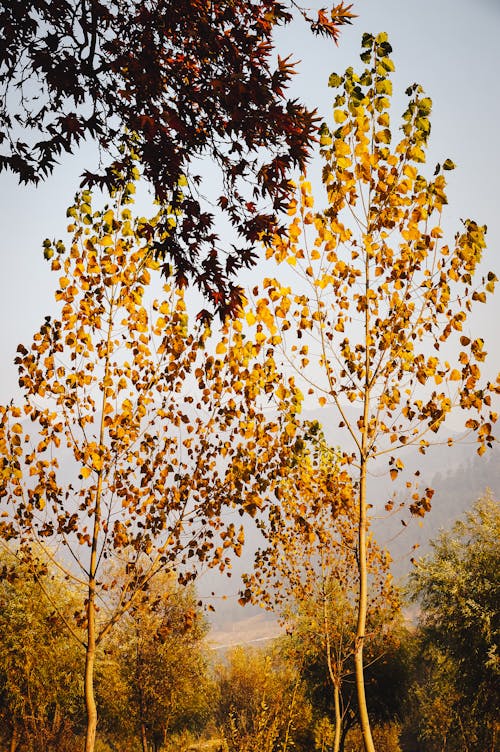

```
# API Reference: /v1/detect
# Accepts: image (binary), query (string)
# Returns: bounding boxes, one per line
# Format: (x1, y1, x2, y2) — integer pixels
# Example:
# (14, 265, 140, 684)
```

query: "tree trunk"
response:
(354, 454, 375, 752)
(333, 683, 341, 752)
(84, 461, 102, 752)
(353, 249, 376, 752)
(141, 721, 148, 752)
(84, 307, 113, 752)
(339, 721, 349, 752)
(84, 582, 98, 752)
(9, 724, 20, 752)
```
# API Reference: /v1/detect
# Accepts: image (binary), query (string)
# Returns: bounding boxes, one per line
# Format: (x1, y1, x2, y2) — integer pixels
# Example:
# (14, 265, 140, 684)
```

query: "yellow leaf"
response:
(215, 342, 227, 355)
(449, 369, 461, 381)
(91, 452, 102, 471)
(81, 466, 92, 479)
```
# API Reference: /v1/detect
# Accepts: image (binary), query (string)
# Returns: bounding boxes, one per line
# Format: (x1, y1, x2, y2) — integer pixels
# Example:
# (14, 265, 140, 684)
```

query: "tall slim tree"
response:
(242, 425, 398, 751)
(0, 0, 355, 315)
(242, 33, 499, 751)
(0, 184, 301, 751)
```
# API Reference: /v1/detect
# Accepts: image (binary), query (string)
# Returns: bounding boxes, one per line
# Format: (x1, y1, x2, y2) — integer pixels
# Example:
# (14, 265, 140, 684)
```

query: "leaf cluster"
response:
(255, 34, 499, 513)
(0, 186, 303, 648)
(0, 0, 354, 316)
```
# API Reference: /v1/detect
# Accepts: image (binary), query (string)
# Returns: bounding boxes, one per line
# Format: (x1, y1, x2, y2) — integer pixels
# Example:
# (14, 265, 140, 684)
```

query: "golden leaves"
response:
(215, 341, 227, 355)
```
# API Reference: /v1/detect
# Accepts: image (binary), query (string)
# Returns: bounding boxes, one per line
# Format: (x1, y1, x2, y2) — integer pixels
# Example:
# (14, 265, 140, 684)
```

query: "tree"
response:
(242, 425, 399, 751)
(0, 549, 84, 752)
(242, 32, 499, 751)
(215, 644, 311, 752)
(0, 0, 355, 315)
(408, 495, 500, 751)
(0, 185, 302, 752)
(102, 574, 212, 752)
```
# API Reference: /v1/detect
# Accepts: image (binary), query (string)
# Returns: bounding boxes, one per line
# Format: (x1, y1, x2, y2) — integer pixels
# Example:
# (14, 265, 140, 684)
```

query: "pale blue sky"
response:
(1, 0, 499, 400)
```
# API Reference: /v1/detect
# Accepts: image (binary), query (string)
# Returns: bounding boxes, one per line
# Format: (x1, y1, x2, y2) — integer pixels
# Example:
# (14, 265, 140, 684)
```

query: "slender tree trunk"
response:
(353, 244, 376, 752)
(333, 683, 341, 752)
(84, 305, 114, 752)
(354, 455, 375, 752)
(84, 555, 98, 752)
(84, 436, 103, 752)
(9, 724, 20, 752)
(140, 722, 148, 752)
(339, 721, 349, 752)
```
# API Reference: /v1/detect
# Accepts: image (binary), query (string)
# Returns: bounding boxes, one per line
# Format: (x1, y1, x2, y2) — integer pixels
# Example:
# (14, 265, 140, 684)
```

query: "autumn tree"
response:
(0, 0, 355, 314)
(242, 424, 399, 751)
(101, 573, 212, 752)
(215, 644, 311, 752)
(240, 33, 500, 751)
(0, 185, 302, 752)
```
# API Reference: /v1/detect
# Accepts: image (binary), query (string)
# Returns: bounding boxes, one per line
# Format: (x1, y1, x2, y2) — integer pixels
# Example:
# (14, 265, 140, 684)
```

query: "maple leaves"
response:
(0, 0, 354, 315)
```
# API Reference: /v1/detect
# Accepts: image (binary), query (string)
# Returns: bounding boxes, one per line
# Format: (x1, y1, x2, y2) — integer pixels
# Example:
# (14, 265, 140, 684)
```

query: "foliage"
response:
(242, 425, 399, 751)
(0, 0, 355, 315)
(0, 550, 84, 752)
(408, 495, 500, 750)
(0, 186, 302, 751)
(343, 723, 402, 752)
(100, 574, 213, 752)
(240, 32, 499, 751)
(215, 644, 312, 752)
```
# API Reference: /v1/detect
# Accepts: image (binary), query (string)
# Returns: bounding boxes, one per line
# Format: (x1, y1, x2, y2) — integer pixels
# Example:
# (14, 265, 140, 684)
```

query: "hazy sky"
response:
(1, 0, 499, 401)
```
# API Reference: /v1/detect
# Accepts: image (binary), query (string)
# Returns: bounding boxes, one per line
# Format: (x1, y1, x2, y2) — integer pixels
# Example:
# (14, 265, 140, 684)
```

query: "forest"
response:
(0, 2, 499, 752)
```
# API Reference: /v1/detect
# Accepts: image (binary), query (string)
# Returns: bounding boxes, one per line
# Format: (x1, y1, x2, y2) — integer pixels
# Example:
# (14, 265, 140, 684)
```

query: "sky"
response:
(1, 0, 499, 402)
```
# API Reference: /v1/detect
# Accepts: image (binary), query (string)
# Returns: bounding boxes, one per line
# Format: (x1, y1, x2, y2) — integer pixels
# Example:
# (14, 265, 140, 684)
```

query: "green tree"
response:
(243, 33, 499, 751)
(102, 574, 212, 752)
(408, 495, 500, 751)
(0, 549, 83, 752)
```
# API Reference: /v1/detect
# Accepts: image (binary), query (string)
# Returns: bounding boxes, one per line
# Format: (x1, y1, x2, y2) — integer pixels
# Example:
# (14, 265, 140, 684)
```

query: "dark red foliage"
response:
(0, 1, 354, 316)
